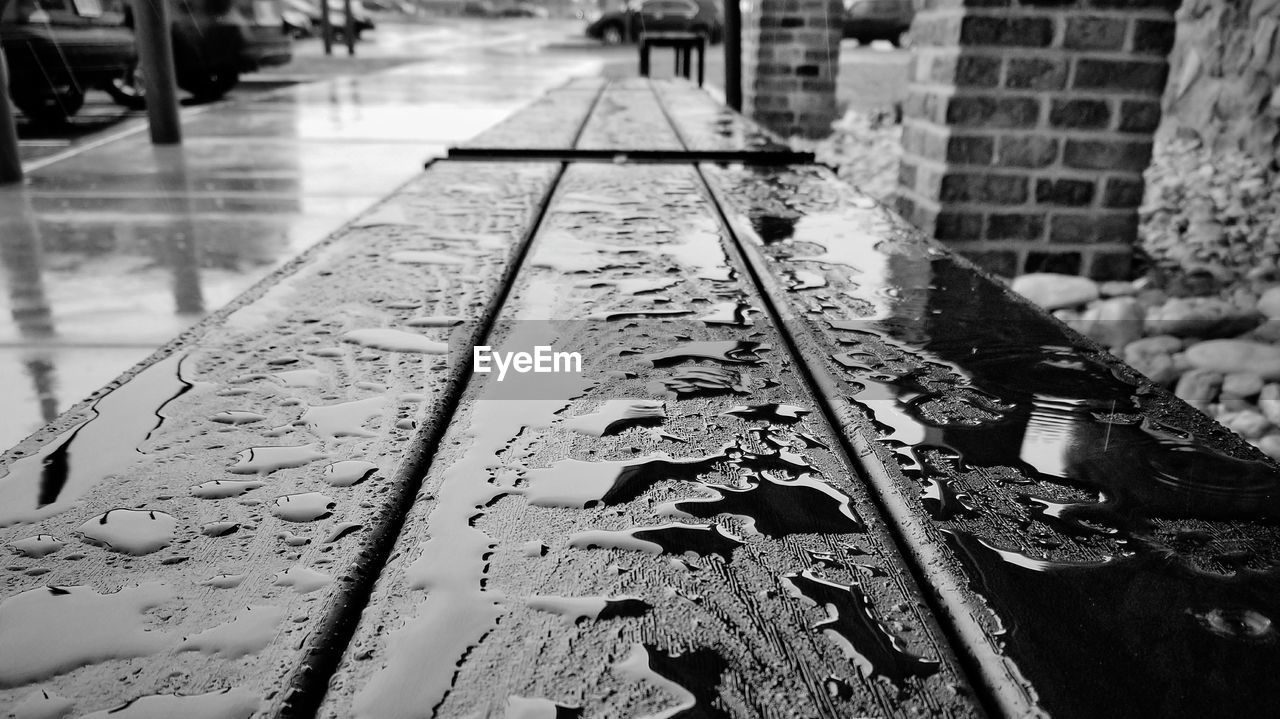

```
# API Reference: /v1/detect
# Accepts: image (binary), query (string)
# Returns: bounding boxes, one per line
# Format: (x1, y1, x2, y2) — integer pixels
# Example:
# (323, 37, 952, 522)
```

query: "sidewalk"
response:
(0, 25, 604, 450)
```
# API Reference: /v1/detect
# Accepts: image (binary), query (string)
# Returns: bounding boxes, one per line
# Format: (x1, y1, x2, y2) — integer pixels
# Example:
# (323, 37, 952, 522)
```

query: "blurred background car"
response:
(498, 2, 547, 17)
(842, 0, 912, 46)
(106, 0, 292, 107)
(584, 0, 722, 45)
(1, 0, 136, 122)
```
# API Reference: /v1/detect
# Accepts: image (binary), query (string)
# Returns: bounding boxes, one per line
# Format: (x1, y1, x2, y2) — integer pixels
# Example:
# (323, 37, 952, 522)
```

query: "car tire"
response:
(601, 24, 623, 45)
(890, 31, 904, 47)
(105, 62, 147, 110)
(11, 85, 85, 125)
(180, 71, 239, 102)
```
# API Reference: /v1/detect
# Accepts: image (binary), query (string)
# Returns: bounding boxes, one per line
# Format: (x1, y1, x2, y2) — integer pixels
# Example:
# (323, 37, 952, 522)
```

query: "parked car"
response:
(1, 0, 136, 122)
(842, 0, 912, 46)
(106, 0, 292, 107)
(281, 0, 374, 39)
(585, 0, 722, 45)
(461, 0, 495, 16)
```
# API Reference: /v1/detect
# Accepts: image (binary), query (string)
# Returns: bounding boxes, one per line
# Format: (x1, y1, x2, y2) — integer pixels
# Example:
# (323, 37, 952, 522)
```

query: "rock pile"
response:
(1012, 272, 1280, 460)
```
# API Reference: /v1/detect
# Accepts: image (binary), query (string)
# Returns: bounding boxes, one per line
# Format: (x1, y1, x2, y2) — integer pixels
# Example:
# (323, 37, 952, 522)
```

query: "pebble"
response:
(1256, 433, 1280, 460)
(1123, 335, 1183, 385)
(1222, 372, 1264, 398)
(1258, 286, 1280, 319)
(1184, 340, 1280, 379)
(1174, 369, 1223, 412)
(1073, 297, 1144, 349)
(1011, 273, 1100, 310)
(1222, 410, 1272, 440)
(1144, 297, 1262, 338)
(1259, 384, 1280, 425)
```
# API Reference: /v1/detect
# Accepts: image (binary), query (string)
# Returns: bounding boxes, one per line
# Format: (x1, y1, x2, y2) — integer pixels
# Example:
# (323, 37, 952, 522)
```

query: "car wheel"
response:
(180, 71, 239, 102)
(601, 24, 623, 45)
(11, 85, 85, 125)
(105, 62, 147, 110)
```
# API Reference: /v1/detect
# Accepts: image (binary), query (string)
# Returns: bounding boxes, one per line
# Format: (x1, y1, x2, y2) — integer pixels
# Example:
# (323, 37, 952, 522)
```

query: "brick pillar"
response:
(743, 0, 844, 139)
(897, 0, 1177, 280)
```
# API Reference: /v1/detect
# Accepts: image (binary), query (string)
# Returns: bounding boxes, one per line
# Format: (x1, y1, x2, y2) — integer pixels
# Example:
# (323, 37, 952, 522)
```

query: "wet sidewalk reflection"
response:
(0, 43, 603, 450)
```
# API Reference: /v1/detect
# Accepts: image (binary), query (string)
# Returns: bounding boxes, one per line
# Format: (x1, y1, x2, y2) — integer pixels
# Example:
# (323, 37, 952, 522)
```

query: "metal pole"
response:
(0, 42, 23, 184)
(343, 0, 355, 56)
(133, 0, 182, 144)
(724, 0, 742, 111)
(320, 0, 333, 56)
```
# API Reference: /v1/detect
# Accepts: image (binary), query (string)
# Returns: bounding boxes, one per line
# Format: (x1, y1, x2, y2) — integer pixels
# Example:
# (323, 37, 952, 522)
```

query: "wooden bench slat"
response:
(0, 162, 561, 717)
(319, 163, 982, 719)
(701, 162, 1280, 719)
(451, 87, 603, 154)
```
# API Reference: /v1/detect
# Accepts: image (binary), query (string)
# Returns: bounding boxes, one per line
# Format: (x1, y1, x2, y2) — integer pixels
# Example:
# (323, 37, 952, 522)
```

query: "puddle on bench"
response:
(641, 341, 771, 367)
(179, 605, 285, 659)
(569, 523, 744, 560)
(77, 688, 260, 719)
(191, 479, 265, 499)
(341, 328, 449, 354)
(227, 444, 326, 475)
(613, 643, 729, 719)
(564, 399, 666, 437)
(271, 492, 336, 523)
(525, 595, 651, 623)
(299, 397, 387, 439)
(322, 460, 379, 487)
(77, 508, 177, 555)
(0, 582, 173, 687)
(783, 570, 940, 685)
(0, 353, 194, 527)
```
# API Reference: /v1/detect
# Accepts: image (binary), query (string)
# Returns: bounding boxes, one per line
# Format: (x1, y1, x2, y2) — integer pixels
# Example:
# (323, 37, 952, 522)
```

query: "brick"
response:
(1036, 178, 1096, 205)
(936, 211, 985, 239)
(796, 64, 821, 77)
(999, 136, 1059, 167)
(960, 249, 1020, 277)
(1005, 58, 1068, 90)
(945, 95, 1040, 127)
(780, 16, 805, 28)
(1133, 19, 1177, 54)
(801, 79, 837, 91)
(1103, 177, 1145, 208)
(1088, 248, 1135, 280)
(895, 195, 919, 223)
(1118, 100, 1161, 133)
(1073, 59, 1168, 92)
(1027, 251, 1083, 275)
(939, 173, 1029, 203)
(1049, 212, 1139, 243)
(988, 213, 1046, 239)
(1049, 99, 1111, 129)
(959, 16, 1054, 47)
(898, 162, 919, 189)
(1064, 16, 1127, 51)
(1087, 0, 1179, 11)
(1063, 139, 1153, 171)
(1020, 0, 1079, 6)
(955, 55, 1001, 86)
(947, 134, 995, 164)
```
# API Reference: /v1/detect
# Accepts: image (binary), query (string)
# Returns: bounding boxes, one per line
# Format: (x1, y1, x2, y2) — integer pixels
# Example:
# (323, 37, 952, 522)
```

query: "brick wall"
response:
(743, 0, 845, 139)
(897, 0, 1178, 279)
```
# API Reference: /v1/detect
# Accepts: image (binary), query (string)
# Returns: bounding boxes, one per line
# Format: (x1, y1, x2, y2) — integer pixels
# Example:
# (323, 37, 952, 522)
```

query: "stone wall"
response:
(743, 0, 845, 139)
(896, 0, 1179, 280)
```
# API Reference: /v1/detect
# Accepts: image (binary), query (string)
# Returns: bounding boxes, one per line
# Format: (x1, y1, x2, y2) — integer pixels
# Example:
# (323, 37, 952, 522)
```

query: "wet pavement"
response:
(0, 20, 604, 451)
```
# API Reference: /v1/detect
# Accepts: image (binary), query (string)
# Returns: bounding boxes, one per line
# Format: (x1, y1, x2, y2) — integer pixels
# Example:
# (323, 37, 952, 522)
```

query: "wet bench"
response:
(1, 79, 1278, 719)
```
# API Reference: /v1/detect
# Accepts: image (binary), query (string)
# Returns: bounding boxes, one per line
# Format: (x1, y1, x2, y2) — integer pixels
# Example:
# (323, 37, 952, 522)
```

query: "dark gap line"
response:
(277, 160, 571, 718)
